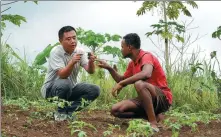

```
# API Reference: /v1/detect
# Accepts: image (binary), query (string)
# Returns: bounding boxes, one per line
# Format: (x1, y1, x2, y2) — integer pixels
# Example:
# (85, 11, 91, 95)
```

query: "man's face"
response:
(60, 30, 77, 54)
(121, 39, 131, 58)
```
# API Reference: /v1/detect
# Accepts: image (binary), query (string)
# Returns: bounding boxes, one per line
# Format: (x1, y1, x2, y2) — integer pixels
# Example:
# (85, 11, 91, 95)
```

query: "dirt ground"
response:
(1, 105, 221, 137)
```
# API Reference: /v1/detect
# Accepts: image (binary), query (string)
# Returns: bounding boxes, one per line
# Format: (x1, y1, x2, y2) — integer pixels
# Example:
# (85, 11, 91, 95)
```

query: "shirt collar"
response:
(134, 49, 146, 65)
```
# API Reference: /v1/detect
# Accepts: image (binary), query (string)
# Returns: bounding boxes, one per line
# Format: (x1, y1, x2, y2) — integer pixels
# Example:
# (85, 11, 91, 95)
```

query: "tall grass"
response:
(169, 55, 219, 111)
(1, 43, 45, 100)
(1, 43, 220, 112)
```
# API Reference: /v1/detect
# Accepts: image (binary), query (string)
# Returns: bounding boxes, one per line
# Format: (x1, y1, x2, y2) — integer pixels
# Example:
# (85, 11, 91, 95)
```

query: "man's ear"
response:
(59, 39, 61, 43)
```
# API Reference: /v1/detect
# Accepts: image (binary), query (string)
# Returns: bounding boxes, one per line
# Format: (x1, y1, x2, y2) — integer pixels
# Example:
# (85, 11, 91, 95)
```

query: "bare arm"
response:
(107, 66, 124, 83)
(57, 54, 81, 78)
(83, 52, 97, 74)
(97, 60, 124, 82)
(119, 64, 153, 87)
(83, 60, 95, 74)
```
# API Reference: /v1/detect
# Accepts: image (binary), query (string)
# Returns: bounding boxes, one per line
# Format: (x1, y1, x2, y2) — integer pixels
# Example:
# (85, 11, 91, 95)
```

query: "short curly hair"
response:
(123, 33, 141, 49)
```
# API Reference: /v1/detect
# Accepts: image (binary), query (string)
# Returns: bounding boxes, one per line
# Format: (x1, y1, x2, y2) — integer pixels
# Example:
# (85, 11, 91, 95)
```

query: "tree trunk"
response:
(163, 1, 170, 75)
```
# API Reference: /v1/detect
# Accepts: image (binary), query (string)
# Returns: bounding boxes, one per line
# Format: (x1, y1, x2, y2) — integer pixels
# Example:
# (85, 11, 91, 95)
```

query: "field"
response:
(2, 103, 221, 137)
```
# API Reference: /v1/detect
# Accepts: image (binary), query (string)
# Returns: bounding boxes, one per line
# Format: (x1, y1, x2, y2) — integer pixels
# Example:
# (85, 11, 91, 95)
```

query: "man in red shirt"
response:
(98, 33, 172, 131)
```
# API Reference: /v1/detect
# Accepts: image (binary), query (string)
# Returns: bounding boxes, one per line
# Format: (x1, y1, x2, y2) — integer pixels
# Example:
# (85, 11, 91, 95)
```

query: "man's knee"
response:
(111, 104, 120, 116)
(53, 79, 72, 90)
(51, 79, 72, 98)
(89, 85, 100, 99)
(134, 80, 146, 93)
(111, 103, 125, 116)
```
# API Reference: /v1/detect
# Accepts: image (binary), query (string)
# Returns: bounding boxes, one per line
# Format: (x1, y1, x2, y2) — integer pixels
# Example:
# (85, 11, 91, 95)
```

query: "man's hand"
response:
(112, 83, 123, 97)
(88, 52, 97, 62)
(97, 59, 111, 70)
(72, 54, 82, 64)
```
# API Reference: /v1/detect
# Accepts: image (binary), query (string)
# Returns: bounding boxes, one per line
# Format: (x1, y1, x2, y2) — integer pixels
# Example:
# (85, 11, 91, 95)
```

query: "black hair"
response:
(123, 33, 141, 49)
(58, 26, 76, 39)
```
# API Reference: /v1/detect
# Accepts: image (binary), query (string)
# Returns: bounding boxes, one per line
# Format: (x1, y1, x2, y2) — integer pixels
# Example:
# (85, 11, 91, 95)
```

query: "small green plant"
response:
(103, 130, 112, 137)
(48, 96, 72, 109)
(68, 121, 97, 136)
(102, 124, 120, 137)
(73, 130, 87, 137)
(3, 97, 31, 110)
(164, 105, 221, 135)
(126, 119, 153, 136)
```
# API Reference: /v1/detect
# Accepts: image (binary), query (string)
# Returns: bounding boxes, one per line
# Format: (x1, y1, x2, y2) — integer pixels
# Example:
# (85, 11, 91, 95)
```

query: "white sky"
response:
(1, 1, 221, 72)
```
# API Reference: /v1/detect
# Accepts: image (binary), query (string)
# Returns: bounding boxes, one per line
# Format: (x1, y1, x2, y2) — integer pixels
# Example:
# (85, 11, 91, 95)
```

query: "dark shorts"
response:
(130, 86, 170, 115)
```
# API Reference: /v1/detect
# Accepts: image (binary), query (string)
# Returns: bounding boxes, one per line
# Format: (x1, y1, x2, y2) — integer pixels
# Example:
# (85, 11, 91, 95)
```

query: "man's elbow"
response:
(143, 72, 151, 79)
(146, 73, 152, 78)
(88, 70, 95, 74)
(116, 76, 124, 83)
(58, 74, 68, 79)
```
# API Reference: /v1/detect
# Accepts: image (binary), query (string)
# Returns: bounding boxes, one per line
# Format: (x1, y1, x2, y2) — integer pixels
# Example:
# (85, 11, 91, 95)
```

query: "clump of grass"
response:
(1, 43, 45, 100)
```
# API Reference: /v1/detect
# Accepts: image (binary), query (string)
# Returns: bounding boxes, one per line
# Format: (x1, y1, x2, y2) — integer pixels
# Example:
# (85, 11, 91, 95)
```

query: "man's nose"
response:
(70, 38, 75, 43)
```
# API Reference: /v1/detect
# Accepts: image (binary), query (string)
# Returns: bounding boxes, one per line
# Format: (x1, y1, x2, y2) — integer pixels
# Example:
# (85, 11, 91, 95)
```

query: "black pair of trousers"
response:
(46, 79, 100, 113)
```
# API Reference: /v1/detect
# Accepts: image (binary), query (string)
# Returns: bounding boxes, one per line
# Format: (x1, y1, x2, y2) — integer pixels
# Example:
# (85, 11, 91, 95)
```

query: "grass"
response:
(1, 43, 45, 100)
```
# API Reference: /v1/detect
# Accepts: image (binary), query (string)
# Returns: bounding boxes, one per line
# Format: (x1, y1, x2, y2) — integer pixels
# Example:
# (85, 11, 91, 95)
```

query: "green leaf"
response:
(186, 0, 198, 9)
(5, 44, 25, 63)
(78, 131, 87, 137)
(2, 14, 26, 27)
(103, 46, 122, 58)
(166, 1, 196, 19)
(136, 1, 159, 16)
(167, 5, 180, 20)
(111, 34, 121, 41)
(155, 30, 163, 35)
(162, 32, 173, 39)
(145, 31, 155, 37)
(210, 51, 217, 59)
(212, 26, 221, 40)
(76, 27, 121, 55)
(182, 7, 192, 17)
(33, 42, 60, 65)
(1, 21, 6, 30)
(24, 1, 38, 4)
(175, 35, 184, 43)
(105, 33, 111, 42)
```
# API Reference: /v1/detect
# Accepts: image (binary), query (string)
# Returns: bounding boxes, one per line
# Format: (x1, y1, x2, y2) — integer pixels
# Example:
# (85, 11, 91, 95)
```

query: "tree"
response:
(76, 27, 122, 58)
(136, 0, 198, 74)
(212, 26, 221, 40)
(1, 1, 38, 34)
(34, 28, 122, 66)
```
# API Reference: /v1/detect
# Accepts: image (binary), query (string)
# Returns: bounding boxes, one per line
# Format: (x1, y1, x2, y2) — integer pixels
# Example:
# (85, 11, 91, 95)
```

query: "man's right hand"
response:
(72, 54, 82, 64)
(97, 59, 111, 70)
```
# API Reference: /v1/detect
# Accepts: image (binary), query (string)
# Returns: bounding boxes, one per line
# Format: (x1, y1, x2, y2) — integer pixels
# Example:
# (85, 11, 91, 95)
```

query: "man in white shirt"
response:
(41, 26, 100, 121)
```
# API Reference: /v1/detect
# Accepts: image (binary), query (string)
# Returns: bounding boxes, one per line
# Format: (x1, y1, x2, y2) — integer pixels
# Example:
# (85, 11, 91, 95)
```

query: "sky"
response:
(1, 1, 221, 72)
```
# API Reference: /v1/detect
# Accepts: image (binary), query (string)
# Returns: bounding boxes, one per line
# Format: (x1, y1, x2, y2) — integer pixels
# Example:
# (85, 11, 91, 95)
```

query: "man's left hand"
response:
(112, 83, 123, 97)
(88, 52, 96, 62)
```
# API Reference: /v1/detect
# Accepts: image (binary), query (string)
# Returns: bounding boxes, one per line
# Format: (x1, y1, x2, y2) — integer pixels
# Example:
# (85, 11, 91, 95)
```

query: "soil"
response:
(1, 105, 221, 137)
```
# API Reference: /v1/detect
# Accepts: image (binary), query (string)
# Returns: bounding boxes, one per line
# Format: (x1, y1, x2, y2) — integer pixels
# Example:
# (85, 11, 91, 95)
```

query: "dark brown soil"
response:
(1, 105, 221, 137)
